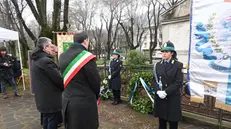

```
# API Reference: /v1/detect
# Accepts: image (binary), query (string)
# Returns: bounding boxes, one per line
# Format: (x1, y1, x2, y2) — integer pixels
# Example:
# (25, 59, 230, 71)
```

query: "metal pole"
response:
(3, 41, 6, 47)
(218, 109, 223, 129)
(17, 39, 26, 90)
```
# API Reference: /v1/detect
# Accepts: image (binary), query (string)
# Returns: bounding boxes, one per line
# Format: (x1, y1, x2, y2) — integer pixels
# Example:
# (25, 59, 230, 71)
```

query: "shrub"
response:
(124, 50, 148, 66)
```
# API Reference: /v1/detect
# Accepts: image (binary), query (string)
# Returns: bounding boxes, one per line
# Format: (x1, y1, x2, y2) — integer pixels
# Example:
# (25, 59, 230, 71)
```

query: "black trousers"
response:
(41, 111, 63, 126)
(159, 118, 178, 129)
(112, 90, 121, 102)
(42, 112, 60, 129)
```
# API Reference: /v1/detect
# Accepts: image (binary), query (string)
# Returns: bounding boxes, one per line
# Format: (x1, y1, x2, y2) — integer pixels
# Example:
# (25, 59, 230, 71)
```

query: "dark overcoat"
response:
(59, 43, 100, 129)
(109, 59, 122, 90)
(31, 50, 64, 113)
(153, 59, 183, 122)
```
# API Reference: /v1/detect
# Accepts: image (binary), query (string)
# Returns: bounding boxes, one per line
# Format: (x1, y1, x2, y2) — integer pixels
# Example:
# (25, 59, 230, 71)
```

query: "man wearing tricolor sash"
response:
(59, 32, 100, 129)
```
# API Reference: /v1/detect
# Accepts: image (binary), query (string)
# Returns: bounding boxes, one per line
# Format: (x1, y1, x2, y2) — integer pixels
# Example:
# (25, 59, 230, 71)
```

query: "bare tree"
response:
(119, 0, 147, 50)
(92, 16, 104, 59)
(0, 0, 30, 67)
(163, 0, 181, 8)
(101, 0, 124, 59)
(144, 0, 181, 64)
(69, 0, 98, 31)
(0, 1, 17, 55)
(11, 0, 70, 45)
(68, 0, 99, 53)
(149, 0, 163, 64)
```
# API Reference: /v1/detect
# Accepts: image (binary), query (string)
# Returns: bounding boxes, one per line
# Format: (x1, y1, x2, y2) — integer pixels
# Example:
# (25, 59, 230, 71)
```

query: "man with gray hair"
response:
(31, 37, 64, 129)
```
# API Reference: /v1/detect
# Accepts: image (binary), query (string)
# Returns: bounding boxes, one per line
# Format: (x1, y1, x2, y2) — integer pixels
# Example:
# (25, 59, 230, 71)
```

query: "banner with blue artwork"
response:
(189, 0, 231, 111)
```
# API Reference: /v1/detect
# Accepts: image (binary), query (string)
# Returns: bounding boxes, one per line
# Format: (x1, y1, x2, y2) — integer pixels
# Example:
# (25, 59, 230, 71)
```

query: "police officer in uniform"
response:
(153, 41, 183, 129)
(108, 49, 122, 105)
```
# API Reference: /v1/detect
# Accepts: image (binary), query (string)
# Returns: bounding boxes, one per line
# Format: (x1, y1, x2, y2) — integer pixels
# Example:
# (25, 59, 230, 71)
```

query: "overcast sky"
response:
(22, 0, 54, 24)
(21, 0, 166, 27)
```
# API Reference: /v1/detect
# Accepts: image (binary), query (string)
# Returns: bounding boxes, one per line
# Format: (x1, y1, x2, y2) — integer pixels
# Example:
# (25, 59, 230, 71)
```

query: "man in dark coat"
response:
(59, 32, 100, 129)
(108, 49, 122, 105)
(0, 46, 21, 99)
(31, 37, 64, 129)
(153, 41, 183, 129)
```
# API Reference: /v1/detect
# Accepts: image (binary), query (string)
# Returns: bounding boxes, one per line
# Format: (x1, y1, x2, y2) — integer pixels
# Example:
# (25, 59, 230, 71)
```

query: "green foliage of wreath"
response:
(127, 72, 154, 114)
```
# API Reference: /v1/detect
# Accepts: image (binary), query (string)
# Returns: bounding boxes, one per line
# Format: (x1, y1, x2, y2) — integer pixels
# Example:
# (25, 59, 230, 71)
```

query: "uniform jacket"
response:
(109, 58, 122, 90)
(59, 43, 100, 129)
(31, 50, 64, 113)
(153, 59, 183, 122)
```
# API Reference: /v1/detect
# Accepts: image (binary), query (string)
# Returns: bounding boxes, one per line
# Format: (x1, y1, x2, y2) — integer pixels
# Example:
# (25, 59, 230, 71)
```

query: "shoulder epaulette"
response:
(171, 60, 175, 64)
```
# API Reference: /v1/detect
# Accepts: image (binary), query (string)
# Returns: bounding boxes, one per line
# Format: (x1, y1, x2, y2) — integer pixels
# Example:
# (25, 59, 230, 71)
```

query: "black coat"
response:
(12, 60, 22, 78)
(31, 50, 64, 113)
(109, 58, 122, 90)
(59, 43, 100, 129)
(0, 54, 16, 79)
(153, 59, 183, 122)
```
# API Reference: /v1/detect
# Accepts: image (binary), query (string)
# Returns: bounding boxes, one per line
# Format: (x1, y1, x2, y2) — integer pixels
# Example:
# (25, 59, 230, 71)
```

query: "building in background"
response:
(140, 0, 190, 65)
(160, 0, 190, 66)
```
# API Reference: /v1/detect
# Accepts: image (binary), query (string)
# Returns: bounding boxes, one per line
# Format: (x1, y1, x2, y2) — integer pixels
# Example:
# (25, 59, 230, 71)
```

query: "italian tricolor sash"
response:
(62, 50, 96, 88)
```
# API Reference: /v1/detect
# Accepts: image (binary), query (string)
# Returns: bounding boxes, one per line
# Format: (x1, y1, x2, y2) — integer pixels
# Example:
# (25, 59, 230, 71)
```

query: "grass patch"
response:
(96, 59, 110, 65)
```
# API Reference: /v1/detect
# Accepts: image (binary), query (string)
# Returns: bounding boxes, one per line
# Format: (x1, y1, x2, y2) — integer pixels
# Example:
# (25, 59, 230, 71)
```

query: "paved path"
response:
(0, 91, 210, 129)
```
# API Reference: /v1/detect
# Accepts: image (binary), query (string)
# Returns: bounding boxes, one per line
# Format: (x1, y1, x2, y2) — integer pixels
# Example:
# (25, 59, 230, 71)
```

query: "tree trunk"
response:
(107, 41, 111, 60)
(40, 25, 52, 39)
(52, 0, 61, 31)
(98, 44, 102, 59)
(20, 39, 29, 68)
(8, 42, 16, 56)
(149, 48, 153, 64)
(62, 0, 70, 31)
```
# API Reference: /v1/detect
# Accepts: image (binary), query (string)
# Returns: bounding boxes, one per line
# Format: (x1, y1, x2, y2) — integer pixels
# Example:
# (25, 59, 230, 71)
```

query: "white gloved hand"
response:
(108, 75, 111, 79)
(3, 63, 9, 67)
(157, 91, 167, 99)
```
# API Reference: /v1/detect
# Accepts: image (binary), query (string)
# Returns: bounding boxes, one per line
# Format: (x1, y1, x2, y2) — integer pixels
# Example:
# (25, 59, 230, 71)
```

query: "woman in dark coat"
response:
(108, 49, 122, 105)
(153, 41, 183, 129)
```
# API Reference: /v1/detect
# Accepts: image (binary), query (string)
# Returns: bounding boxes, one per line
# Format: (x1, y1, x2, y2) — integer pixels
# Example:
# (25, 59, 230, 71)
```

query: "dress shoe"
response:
(112, 101, 119, 105)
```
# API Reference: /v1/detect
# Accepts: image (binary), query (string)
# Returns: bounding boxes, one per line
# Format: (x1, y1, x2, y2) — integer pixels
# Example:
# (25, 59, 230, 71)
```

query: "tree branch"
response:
(11, 0, 36, 41)
(35, 0, 47, 24)
(156, 0, 167, 10)
(20, 0, 28, 12)
(25, 0, 42, 25)
(119, 22, 131, 47)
